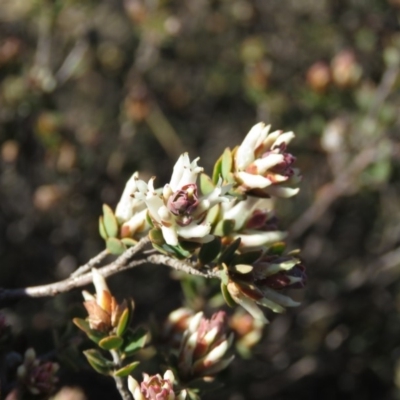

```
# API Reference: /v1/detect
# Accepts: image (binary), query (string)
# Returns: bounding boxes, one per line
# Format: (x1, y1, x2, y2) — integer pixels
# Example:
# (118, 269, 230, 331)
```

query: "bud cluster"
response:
(16, 348, 59, 395)
(98, 121, 305, 323)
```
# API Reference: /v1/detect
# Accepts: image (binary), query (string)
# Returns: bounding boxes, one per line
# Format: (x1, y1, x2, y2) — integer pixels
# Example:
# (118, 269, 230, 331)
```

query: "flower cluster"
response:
(225, 253, 306, 323)
(97, 121, 305, 323)
(128, 370, 187, 400)
(17, 348, 59, 395)
(131, 154, 231, 247)
(216, 196, 286, 250)
(233, 122, 301, 198)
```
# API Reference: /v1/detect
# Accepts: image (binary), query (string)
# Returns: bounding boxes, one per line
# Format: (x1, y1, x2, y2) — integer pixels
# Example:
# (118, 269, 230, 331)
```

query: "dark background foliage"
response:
(1, 0, 400, 399)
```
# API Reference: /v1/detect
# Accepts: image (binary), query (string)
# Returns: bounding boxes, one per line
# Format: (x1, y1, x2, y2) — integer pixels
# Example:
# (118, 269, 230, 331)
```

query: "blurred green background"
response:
(1, 0, 400, 399)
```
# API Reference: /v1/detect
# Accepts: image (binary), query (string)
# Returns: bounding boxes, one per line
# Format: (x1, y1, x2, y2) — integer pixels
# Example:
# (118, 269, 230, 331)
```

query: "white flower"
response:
(115, 172, 149, 237)
(133, 154, 232, 247)
(115, 172, 146, 223)
(218, 197, 286, 250)
(234, 122, 300, 198)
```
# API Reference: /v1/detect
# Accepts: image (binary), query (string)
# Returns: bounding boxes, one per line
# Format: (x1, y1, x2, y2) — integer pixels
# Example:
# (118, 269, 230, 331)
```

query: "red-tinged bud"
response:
(331, 50, 362, 88)
(128, 370, 187, 400)
(177, 311, 233, 380)
(306, 61, 331, 92)
(167, 184, 200, 225)
(17, 348, 59, 395)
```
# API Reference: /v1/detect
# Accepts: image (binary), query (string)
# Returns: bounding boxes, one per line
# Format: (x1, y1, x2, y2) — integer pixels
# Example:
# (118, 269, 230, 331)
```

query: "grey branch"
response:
(0, 239, 219, 304)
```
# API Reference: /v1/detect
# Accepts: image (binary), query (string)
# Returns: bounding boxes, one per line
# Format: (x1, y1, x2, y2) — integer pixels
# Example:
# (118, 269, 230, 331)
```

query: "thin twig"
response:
(147, 254, 220, 278)
(71, 237, 150, 278)
(71, 249, 109, 278)
(0, 242, 218, 303)
(111, 350, 133, 400)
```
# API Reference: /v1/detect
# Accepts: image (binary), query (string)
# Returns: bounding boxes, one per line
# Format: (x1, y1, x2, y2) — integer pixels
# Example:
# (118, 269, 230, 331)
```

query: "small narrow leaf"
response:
(116, 308, 130, 337)
(218, 238, 241, 265)
(198, 237, 221, 265)
(233, 251, 262, 266)
(149, 228, 165, 245)
(83, 349, 113, 375)
(221, 282, 236, 307)
(121, 237, 137, 247)
(83, 349, 114, 367)
(221, 147, 233, 180)
(106, 238, 126, 255)
(72, 318, 91, 333)
(99, 335, 123, 350)
(99, 216, 108, 240)
(212, 155, 223, 184)
(267, 241, 286, 255)
(102, 204, 119, 238)
(199, 173, 215, 196)
(123, 327, 148, 354)
(113, 361, 140, 377)
(206, 204, 220, 226)
(73, 318, 105, 343)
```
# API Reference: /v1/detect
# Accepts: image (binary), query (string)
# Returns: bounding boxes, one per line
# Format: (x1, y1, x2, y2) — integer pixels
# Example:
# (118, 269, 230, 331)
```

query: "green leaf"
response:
(267, 242, 286, 255)
(83, 349, 113, 375)
(121, 237, 138, 247)
(218, 238, 241, 265)
(221, 282, 236, 307)
(214, 219, 235, 237)
(163, 243, 192, 259)
(99, 216, 108, 240)
(212, 154, 223, 185)
(72, 318, 105, 343)
(220, 266, 229, 285)
(72, 318, 91, 333)
(102, 204, 119, 238)
(106, 238, 126, 255)
(84, 349, 114, 367)
(116, 308, 130, 337)
(198, 237, 221, 265)
(206, 204, 220, 226)
(145, 211, 154, 228)
(149, 228, 165, 245)
(233, 250, 262, 265)
(152, 243, 169, 255)
(123, 327, 148, 354)
(98, 335, 124, 350)
(221, 147, 233, 180)
(199, 173, 215, 196)
(180, 241, 201, 253)
(113, 361, 140, 377)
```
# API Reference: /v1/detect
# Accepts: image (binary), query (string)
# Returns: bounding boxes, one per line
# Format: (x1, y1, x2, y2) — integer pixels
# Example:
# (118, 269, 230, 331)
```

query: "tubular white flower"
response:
(234, 122, 300, 198)
(121, 209, 148, 237)
(169, 153, 203, 191)
(235, 123, 271, 170)
(132, 155, 232, 247)
(115, 172, 144, 223)
(233, 230, 287, 249)
(91, 269, 110, 310)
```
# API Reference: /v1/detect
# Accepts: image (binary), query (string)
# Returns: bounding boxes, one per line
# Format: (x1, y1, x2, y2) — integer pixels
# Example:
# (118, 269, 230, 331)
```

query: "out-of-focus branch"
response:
(290, 146, 379, 238)
(290, 64, 400, 239)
